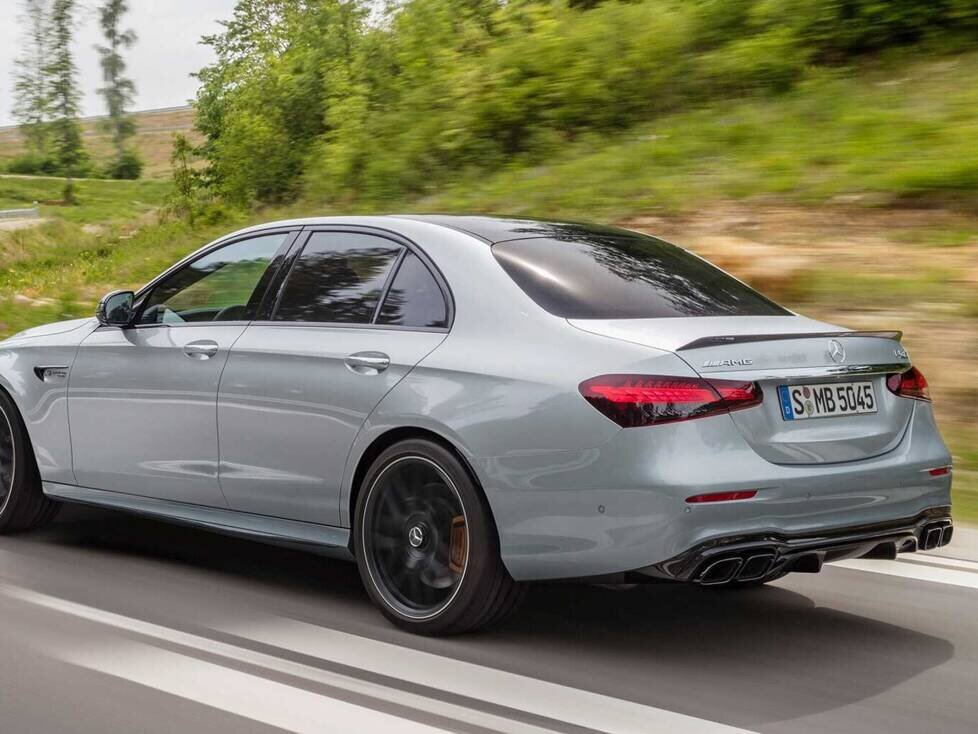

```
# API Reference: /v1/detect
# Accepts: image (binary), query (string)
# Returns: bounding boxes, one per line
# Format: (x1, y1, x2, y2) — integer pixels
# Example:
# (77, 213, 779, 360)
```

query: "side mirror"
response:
(96, 290, 135, 327)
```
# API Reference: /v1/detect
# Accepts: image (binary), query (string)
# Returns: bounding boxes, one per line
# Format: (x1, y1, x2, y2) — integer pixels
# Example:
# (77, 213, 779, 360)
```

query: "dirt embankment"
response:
(623, 204, 978, 429)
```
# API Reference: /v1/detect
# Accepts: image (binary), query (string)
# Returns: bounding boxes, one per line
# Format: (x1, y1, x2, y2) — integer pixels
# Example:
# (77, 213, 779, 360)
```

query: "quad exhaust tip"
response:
(737, 553, 776, 581)
(698, 557, 743, 585)
(697, 552, 776, 585)
(919, 521, 953, 551)
(693, 518, 953, 586)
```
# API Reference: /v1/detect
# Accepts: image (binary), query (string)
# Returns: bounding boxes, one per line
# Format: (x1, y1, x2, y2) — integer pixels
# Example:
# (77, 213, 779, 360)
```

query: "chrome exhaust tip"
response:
(923, 526, 943, 551)
(737, 553, 776, 582)
(919, 521, 952, 551)
(698, 557, 743, 585)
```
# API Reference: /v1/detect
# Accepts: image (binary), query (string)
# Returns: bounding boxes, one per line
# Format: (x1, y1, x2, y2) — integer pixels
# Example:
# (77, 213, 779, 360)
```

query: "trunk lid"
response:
(569, 316, 913, 465)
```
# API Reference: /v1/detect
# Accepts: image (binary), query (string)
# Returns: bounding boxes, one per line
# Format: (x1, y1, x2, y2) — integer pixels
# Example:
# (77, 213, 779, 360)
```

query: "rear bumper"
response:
(639, 507, 952, 584)
(481, 401, 952, 582)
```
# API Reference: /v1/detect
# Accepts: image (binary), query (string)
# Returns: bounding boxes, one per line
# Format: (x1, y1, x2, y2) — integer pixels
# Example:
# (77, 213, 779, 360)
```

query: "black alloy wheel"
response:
(0, 391, 60, 534)
(355, 439, 524, 635)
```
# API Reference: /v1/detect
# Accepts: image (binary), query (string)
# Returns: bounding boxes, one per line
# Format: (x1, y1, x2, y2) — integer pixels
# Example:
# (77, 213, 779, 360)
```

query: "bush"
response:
(755, 0, 978, 61)
(7, 153, 60, 176)
(695, 29, 809, 95)
(104, 150, 143, 180)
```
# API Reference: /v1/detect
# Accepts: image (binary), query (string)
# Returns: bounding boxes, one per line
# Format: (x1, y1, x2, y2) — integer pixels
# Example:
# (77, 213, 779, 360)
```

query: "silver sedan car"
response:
(0, 216, 953, 634)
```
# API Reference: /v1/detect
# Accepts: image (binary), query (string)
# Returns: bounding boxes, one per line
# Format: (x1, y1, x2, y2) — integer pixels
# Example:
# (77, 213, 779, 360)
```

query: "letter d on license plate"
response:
(778, 381, 877, 421)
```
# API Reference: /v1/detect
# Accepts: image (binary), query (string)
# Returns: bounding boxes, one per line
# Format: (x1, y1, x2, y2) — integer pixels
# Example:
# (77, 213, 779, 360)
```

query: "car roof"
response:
(395, 214, 638, 244)
(222, 214, 640, 246)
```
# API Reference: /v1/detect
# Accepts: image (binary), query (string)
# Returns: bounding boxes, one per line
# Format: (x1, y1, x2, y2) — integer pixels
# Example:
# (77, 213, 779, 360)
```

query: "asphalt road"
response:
(0, 504, 976, 734)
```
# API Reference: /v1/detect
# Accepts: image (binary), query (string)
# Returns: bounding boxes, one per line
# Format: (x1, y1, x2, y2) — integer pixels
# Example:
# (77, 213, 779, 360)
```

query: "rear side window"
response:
(492, 235, 788, 319)
(274, 232, 402, 323)
(377, 252, 448, 328)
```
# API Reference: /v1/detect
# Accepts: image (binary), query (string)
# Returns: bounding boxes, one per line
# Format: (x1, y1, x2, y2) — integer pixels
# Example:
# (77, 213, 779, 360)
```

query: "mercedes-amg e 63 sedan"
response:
(0, 216, 953, 634)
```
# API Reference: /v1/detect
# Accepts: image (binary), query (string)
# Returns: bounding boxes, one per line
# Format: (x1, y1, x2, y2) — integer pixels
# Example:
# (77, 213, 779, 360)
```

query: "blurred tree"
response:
(45, 0, 86, 203)
(168, 133, 203, 223)
(96, 0, 141, 179)
(12, 0, 52, 159)
(194, 0, 367, 204)
(190, 0, 978, 208)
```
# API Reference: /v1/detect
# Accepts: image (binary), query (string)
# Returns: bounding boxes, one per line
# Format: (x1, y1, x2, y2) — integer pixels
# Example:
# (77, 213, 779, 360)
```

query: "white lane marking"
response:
(898, 554, 978, 572)
(0, 583, 552, 734)
(225, 618, 753, 734)
(1, 582, 753, 734)
(63, 640, 447, 734)
(833, 559, 978, 590)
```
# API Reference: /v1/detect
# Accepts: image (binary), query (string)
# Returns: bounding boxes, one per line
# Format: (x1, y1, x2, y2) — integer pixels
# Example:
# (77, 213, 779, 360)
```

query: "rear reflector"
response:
(886, 366, 930, 401)
(926, 465, 951, 477)
(686, 490, 758, 504)
(579, 374, 762, 427)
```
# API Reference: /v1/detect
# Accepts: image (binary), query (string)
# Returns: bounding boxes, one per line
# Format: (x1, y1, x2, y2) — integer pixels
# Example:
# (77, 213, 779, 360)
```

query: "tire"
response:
(0, 391, 60, 535)
(354, 438, 524, 635)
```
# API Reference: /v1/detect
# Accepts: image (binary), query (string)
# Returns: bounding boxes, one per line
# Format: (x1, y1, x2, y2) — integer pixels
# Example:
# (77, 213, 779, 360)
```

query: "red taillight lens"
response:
(886, 366, 930, 401)
(579, 374, 763, 427)
(686, 490, 758, 504)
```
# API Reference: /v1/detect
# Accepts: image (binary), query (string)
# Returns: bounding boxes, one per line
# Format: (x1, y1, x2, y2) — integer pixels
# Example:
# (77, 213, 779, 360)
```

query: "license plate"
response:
(777, 381, 877, 421)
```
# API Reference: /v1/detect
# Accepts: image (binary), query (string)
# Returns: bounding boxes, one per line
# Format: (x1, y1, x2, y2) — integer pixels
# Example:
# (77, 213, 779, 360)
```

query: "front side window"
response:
(138, 233, 287, 325)
(376, 252, 448, 328)
(274, 232, 402, 323)
(493, 234, 789, 319)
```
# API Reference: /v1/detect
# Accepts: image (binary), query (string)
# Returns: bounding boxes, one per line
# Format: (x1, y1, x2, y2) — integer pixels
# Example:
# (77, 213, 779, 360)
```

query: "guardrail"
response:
(0, 206, 41, 220)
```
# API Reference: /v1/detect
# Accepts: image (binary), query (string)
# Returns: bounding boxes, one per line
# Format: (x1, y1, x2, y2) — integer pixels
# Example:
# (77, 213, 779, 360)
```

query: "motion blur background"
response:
(1, 0, 976, 517)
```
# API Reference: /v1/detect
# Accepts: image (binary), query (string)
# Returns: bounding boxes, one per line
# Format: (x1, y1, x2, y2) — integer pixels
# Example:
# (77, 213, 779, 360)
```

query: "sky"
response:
(0, 0, 238, 126)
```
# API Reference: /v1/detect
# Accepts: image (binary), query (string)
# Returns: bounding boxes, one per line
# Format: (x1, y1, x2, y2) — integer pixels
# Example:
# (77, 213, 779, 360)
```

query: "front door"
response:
(68, 231, 293, 505)
(218, 229, 451, 526)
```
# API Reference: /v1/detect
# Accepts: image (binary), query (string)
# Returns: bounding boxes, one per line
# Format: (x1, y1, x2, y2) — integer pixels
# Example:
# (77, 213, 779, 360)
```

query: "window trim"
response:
(129, 227, 301, 330)
(266, 225, 454, 332)
(370, 247, 408, 324)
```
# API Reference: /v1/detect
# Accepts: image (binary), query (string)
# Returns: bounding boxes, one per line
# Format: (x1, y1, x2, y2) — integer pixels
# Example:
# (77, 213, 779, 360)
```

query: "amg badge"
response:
(702, 358, 754, 368)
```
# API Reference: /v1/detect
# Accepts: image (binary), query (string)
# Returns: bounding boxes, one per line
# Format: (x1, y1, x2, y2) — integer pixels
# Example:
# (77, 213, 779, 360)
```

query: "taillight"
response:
(886, 366, 930, 401)
(578, 374, 763, 428)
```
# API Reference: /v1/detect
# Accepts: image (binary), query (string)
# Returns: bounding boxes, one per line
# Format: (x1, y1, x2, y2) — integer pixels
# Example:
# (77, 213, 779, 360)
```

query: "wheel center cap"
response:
(407, 524, 427, 548)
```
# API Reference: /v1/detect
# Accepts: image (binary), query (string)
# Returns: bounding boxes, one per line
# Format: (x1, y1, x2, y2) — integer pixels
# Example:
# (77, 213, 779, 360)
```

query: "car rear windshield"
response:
(492, 234, 789, 319)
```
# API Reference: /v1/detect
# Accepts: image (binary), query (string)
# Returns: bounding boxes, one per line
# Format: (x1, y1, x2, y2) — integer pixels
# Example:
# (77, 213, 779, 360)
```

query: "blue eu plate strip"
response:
(778, 385, 795, 420)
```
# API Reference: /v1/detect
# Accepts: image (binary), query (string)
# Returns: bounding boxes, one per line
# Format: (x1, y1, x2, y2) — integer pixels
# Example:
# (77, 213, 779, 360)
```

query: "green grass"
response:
(796, 267, 967, 311)
(0, 203, 259, 338)
(408, 53, 978, 219)
(889, 227, 978, 248)
(945, 428, 978, 525)
(0, 176, 171, 225)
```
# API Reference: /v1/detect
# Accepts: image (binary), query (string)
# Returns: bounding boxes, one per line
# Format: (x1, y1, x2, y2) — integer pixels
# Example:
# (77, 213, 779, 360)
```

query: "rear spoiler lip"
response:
(677, 330, 903, 351)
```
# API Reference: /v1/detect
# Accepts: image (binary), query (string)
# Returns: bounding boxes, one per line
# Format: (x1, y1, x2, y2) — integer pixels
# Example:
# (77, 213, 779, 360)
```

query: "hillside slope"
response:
(0, 106, 200, 179)
(412, 52, 978, 218)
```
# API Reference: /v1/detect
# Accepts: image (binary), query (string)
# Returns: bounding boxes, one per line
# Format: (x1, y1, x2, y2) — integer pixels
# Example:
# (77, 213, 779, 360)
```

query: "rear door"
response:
(217, 228, 450, 526)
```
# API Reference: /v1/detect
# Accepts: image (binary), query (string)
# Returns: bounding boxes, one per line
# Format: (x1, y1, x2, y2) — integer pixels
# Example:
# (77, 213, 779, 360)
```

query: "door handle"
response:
(345, 351, 390, 375)
(183, 340, 219, 360)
